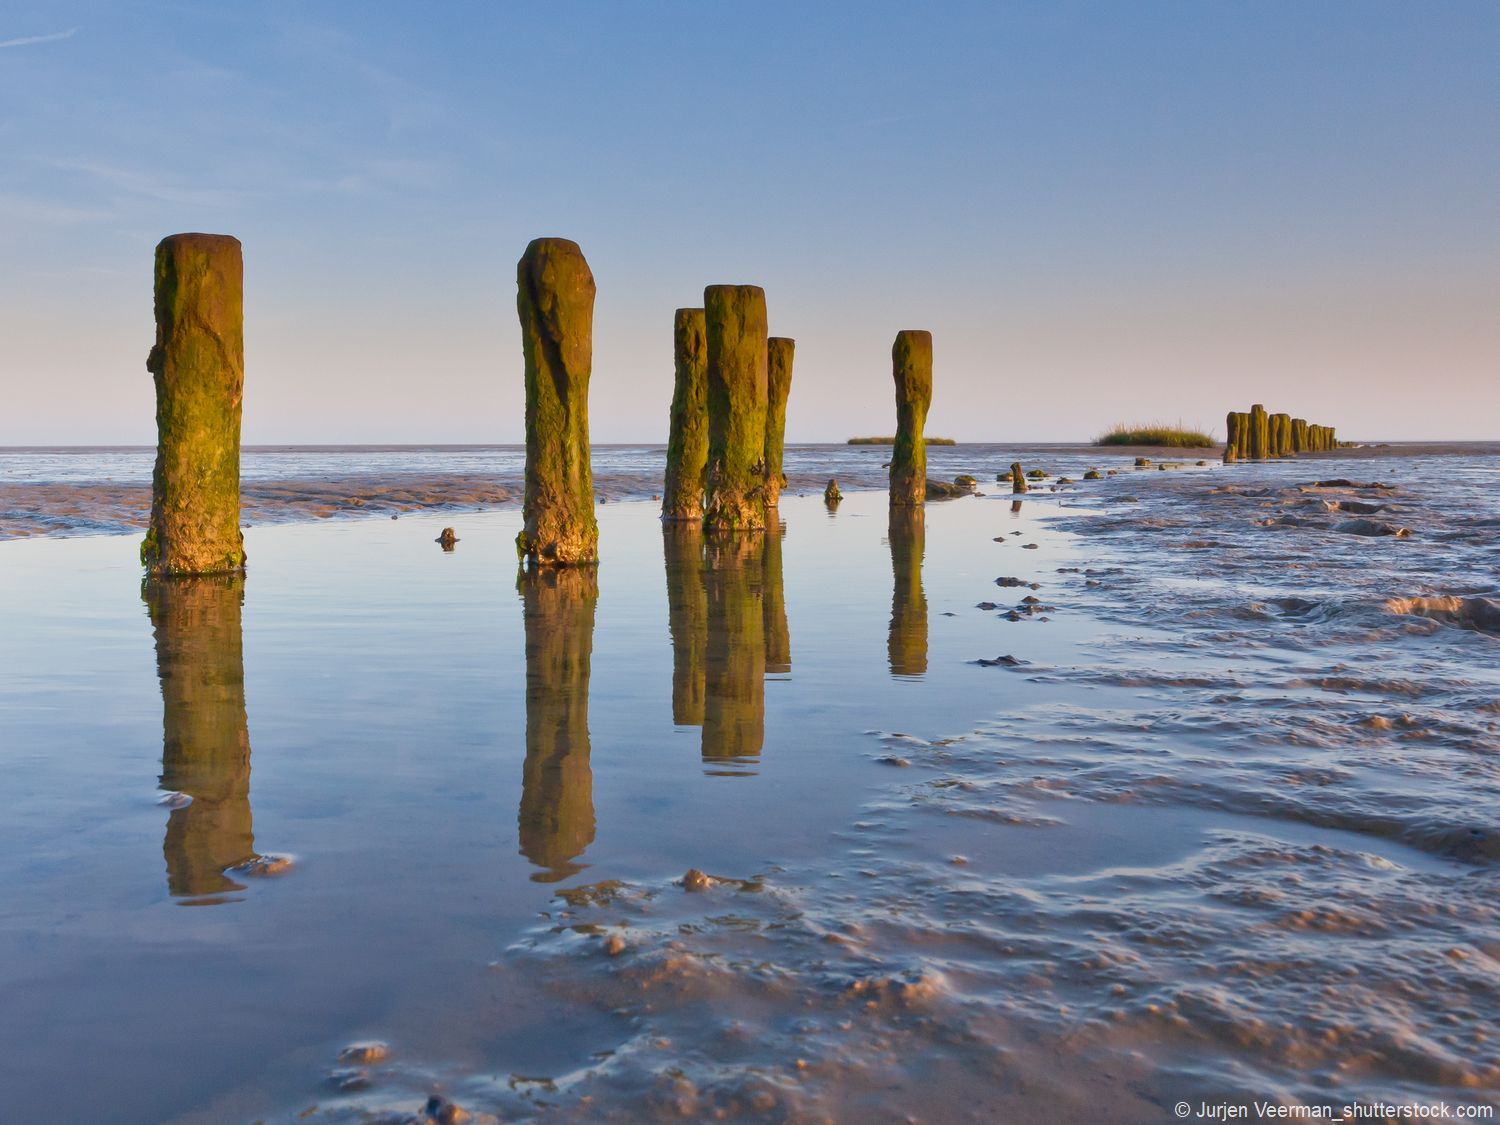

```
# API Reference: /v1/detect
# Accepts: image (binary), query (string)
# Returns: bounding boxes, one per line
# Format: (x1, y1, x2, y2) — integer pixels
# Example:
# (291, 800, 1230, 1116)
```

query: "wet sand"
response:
(2, 441, 1494, 541)
(1, 449, 1497, 1122)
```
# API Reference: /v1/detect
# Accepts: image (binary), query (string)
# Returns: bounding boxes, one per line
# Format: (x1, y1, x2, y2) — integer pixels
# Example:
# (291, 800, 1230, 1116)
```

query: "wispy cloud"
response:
(0, 27, 78, 50)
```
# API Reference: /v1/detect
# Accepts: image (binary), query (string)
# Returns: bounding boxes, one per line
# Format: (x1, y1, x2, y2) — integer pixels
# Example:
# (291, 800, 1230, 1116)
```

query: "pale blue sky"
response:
(1, 1, 1496, 444)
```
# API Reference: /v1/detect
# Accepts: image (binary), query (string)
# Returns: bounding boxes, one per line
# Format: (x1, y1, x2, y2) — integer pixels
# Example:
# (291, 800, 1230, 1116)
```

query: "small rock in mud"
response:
(1083, 469, 1102, 480)
(1386, 595, 1500, 635)
(327, 1067, 370, 1092)
(603, 932, 627, 956)
(995, 576, 1030, 587)
(976, 601, 999, 610)
(417, 1094, 476, 1124)
(971, 654, 1029, 667)
(1314, 479, 1395, 490)
(1336, 518, 1411, 538)
(682, 869, 713, 893)
(1021, 543, 1039, 549)
(878, 755, 912, 768)
(228, 853, 295, 878)
(337, 1040, 391, 1065)
(949, 855, 969, 865)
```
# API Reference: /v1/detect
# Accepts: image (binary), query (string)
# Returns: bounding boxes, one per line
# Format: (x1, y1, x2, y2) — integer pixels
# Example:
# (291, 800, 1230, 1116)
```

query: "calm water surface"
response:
(1, 460, 1496, 1122)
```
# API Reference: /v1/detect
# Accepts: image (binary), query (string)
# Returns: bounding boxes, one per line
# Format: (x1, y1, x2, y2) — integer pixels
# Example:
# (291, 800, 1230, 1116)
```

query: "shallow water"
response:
(1, 456, 1496, 1123)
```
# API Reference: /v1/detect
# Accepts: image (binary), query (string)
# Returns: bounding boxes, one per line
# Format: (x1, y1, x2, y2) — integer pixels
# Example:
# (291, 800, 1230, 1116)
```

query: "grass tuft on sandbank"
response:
(1096, 423, 1215, 448)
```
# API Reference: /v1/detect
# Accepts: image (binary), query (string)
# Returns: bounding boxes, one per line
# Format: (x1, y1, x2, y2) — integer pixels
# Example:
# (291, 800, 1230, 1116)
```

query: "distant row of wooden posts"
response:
(1224, 405, 1338, 463)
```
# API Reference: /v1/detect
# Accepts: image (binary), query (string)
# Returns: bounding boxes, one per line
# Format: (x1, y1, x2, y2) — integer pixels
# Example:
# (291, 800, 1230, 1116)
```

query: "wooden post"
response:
(143, 234, 246, 577)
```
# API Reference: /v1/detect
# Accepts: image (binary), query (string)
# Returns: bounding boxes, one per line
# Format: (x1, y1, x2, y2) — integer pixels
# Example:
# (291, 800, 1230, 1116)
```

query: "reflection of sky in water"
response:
(1, 471, 1495, 1121)
(0, 490, 1085, 1120)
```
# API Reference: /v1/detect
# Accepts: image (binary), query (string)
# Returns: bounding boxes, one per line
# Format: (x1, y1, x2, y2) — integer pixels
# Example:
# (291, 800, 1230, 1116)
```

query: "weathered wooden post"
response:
(887, 506, 927, 678)
(663, 308, 709, 521)
(518, 566, 597, 881)
(763, 510, 790, 675)
(1225, 412, 1240, 462)
(1291, 418, 1307, 453)
(703, 285, 769, 530)
(143, 234, 246, 577)
(889, 330, 932, 506)
(662, 524, 706, 726)
(1011, 462, 1028, 494)
(147, 574, 256, 898)
(516, 238, 598, 567)
(1236, 412, 1253, 460)
(765, 337, 794, 508)
(702, 533, 765, 762)
(1248, 404, 1269, 459)
(824, 479, 842, 506)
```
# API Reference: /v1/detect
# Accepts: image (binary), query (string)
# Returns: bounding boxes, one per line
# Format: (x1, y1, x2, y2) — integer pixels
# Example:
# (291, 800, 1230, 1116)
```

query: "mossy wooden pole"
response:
(703, 284, 768, 531)
(1225, 412, 1241, 463)
(1235, 412, 1252, 460)
(702, 534, 765, 762)
(147, 574, 256, 898)
(143, 234, 246, 577)
(889, 330, 932, 506)
(1011, 462, 1028, 494)
(1291, 418, 1307, 453)
(662, 523, 707, 726)
(763, 509, 790, 675)
(887, 506, 928, 678)
(662, 308, 709, 521)
(1249, 404, 1269, 459)
(765, 337, 795, 508)
(517, 238, 598, 566)
(517, 566, 597, 882)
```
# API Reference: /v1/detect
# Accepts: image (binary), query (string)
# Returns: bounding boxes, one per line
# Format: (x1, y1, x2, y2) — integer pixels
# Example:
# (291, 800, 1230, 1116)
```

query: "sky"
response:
(1, 1, 1496, 445)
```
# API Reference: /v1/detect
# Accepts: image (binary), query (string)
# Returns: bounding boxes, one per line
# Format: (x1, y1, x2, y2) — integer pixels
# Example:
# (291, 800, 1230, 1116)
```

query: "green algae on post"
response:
(518, 565, 597, 881)
(1249, 404, 1269, 460)
(1011, 462, 1028, 494)
(143, 233, 246, 577)
(146, 573, 256, 898)
(889, 330, 933, 507)
(703, 285, 769, 531)
(765, 337, 795, 508)
(516, 238, 599, 566)
(663, 308, 709, 522)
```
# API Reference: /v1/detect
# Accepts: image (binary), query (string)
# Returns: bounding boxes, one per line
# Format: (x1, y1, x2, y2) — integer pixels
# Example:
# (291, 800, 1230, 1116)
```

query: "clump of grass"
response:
(847, 435, 956, 445)
(1096, 422, 1215, 448)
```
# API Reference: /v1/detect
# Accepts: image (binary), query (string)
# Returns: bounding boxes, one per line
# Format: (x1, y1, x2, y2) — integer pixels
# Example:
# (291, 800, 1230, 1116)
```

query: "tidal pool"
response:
(2, 471, 1495, 1123)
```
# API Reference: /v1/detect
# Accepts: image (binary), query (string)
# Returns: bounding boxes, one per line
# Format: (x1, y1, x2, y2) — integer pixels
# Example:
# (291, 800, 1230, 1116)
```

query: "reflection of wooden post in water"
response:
(147, 574, 256, 900)
(518, 567, 597, 882)
(887, 506, 928, 677)
(662, 523, 707, 726)
(763, 510, 790, 675)
(702, 534, 765, 763)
